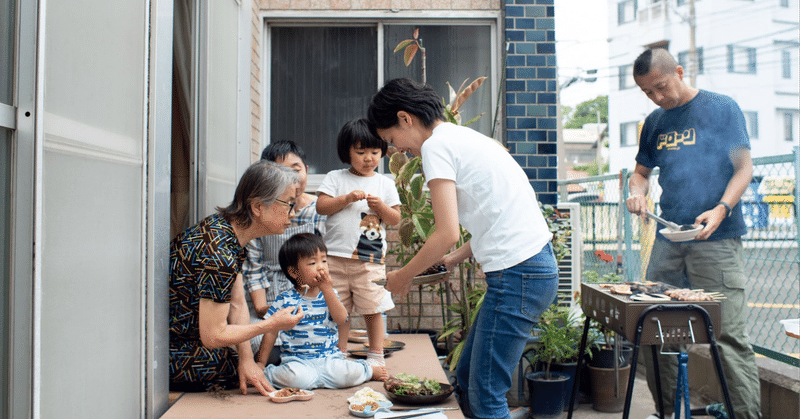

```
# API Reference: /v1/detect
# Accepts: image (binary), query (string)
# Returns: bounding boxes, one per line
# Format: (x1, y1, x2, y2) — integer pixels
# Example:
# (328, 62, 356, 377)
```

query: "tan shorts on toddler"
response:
(328, 255, 395, 315)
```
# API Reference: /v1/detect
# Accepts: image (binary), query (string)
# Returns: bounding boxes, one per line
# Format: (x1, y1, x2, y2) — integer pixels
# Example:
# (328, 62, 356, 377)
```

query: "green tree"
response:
(563, 95, 607, 129)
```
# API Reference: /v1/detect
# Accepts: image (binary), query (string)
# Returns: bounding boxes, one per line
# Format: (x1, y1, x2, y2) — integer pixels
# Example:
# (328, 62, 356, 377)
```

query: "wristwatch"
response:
(716, 201, 732, 218)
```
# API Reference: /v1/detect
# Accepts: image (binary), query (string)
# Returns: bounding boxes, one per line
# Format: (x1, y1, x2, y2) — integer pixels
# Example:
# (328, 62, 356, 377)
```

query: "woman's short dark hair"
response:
(278, 233, 328, 287)
(216, 160, 298, 228)
(336, 118, 388, 164)
(261, 140, 307, 166)
(367, 78, 446, 135)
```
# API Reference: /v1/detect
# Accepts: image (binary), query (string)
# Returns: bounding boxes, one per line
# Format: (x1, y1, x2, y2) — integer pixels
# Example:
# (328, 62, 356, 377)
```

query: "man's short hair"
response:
(633, 48, 678, 77)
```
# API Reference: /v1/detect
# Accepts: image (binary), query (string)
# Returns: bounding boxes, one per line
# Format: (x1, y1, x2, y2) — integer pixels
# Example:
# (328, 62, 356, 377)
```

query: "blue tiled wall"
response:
(504, 0, 557, 205)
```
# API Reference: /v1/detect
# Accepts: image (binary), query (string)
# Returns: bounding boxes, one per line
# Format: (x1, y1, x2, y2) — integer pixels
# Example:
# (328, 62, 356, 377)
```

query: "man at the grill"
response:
(625, 48, 761, 419)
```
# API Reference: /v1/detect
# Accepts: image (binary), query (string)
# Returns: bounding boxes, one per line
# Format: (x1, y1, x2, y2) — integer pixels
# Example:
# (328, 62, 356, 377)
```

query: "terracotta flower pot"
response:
(588, 363, 631, 413)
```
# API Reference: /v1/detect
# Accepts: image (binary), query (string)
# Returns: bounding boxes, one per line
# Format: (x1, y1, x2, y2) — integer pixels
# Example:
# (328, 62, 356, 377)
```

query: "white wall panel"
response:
(202, 0, 240, 216)
(40, 152, 143, 417)
(40, 0, 146, 416)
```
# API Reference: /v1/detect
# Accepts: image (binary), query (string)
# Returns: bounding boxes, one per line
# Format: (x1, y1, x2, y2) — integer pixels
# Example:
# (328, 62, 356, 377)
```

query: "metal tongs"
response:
(645, 210, 681, 231)
(374, 407, 458, 419)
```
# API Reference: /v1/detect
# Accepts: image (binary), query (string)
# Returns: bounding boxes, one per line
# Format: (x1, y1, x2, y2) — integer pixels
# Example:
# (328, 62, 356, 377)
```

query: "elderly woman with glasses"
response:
(168, 160, 305, 396)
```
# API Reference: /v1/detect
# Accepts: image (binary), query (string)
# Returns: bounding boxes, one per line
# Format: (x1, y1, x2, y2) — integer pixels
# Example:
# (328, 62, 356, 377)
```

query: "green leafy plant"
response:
(526, 304, 584, 380)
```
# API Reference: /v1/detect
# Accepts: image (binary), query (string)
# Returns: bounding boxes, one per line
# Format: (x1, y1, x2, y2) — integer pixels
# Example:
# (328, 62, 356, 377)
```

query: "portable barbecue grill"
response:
(566, 282, 736, 419)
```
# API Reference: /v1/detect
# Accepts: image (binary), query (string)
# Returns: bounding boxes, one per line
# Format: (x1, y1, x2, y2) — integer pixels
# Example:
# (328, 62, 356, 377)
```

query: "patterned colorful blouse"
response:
(169, 213, 246, 342)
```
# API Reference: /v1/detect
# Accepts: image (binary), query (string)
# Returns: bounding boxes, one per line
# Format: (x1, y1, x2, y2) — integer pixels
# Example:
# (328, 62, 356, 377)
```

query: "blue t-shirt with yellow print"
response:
(635, 90, 750, 241)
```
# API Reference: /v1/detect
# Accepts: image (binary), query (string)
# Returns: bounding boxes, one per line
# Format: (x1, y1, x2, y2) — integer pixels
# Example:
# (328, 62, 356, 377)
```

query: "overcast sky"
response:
(555, 1, 610, 108)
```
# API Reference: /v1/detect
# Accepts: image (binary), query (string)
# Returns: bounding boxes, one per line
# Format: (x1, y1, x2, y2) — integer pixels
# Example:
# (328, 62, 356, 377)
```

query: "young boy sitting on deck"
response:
(256, 233, 388, 389)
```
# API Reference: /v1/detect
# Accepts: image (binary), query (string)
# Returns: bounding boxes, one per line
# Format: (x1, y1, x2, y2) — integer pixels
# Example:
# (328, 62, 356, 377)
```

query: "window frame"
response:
(727, 44, 757, 74)
(743, 111, 758, 140)
(618, 64, 634, 90)
(620, 121, 640, 147)
(678, 47, 704, 75)
(260, 12, 502, 190)
(617, 0, 637, 25)
(784, 112, 795, 143)
(781, 49, 792, 79)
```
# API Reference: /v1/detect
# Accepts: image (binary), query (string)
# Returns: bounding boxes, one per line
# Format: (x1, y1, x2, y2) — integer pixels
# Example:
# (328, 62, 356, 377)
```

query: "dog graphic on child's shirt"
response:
(352, 212, 384, 264)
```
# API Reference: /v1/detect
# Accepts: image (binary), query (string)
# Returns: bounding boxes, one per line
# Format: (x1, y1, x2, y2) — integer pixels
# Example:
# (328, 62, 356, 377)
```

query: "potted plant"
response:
(524, 304, 583, 418)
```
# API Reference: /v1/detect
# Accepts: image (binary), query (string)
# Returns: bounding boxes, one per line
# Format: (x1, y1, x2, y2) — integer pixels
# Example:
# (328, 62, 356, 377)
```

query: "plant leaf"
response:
(413, 28, 419, 40)
(410, 174, 425, 199)
(411, 214, 427, 239)
(389, 152, 408, 176)
(394, 39, 414, 53)
(462, 112, 486, 127)
(403, 44, 418, 67)
(448, 342, 465, 371)
(447, 82, 457, 106)
(398, 156, 422, 183)
(453, 77, 486, 113)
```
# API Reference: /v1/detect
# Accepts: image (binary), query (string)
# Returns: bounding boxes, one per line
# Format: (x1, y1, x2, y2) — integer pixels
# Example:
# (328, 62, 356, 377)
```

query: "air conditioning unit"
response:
(555, 202, 582, 308)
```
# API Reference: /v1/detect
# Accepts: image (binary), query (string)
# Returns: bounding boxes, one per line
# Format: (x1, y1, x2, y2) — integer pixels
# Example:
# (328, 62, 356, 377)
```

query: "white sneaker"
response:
(645, 414, 673, 419)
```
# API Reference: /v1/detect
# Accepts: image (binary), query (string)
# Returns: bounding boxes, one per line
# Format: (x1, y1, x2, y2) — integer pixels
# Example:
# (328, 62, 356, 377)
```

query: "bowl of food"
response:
(268, 387, 313, 403)
(660, 225, 703, 242)
(347, 387, 392, 417)
(383, 373, 454, 405)
(348, 400, 393, 417)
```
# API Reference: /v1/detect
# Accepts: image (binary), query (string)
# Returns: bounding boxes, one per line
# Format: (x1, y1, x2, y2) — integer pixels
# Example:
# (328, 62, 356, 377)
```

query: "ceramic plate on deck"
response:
(363, 340, 406, 350)
(268, 389, 313, 403)
(348, 348, 398, 358)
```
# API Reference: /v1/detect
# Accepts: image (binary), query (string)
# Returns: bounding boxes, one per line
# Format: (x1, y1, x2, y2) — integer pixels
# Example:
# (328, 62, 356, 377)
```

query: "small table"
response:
(162, 334, 464, 419)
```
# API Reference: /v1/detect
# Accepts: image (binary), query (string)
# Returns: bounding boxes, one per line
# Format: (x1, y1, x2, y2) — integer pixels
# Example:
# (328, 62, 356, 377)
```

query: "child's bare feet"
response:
(370, 364, 388, 381)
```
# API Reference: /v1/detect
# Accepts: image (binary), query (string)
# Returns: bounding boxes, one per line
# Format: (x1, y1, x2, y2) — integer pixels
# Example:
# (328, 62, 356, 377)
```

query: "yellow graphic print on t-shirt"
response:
(657, 128, 696, 150)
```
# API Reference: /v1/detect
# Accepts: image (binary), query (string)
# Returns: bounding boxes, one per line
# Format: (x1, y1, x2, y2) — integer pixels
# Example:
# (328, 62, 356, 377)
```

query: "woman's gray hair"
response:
(217, 160, 298, 228)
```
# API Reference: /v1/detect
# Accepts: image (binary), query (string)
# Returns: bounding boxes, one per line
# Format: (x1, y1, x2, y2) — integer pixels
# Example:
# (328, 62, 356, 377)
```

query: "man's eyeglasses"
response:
(273, 198, 296, 214)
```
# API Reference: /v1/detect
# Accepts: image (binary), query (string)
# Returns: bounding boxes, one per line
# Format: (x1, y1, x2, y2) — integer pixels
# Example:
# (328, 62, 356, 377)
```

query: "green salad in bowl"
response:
(383, 373, 454, 405)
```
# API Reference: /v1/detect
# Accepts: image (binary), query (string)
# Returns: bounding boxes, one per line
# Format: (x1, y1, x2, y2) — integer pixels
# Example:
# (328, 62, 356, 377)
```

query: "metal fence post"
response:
(621, 170, 637, 282)
(794, 146, 799, 266)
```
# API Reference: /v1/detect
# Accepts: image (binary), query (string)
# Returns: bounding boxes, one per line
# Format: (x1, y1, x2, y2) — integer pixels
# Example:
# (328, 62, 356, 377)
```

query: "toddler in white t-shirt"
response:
(316, 118, 402, 367)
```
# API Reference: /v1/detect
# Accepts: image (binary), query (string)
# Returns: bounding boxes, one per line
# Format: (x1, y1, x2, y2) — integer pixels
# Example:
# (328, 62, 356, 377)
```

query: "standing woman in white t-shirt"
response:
(316, 118, 402, 369)
(367, 78, 558, 419)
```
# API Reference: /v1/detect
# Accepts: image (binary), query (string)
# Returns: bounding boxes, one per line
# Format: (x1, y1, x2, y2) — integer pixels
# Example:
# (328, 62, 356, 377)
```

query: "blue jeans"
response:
(455, 243, 559, 419)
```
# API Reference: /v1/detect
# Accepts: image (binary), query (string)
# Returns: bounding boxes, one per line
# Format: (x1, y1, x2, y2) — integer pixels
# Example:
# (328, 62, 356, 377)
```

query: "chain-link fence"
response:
(559, 147, 799, 365)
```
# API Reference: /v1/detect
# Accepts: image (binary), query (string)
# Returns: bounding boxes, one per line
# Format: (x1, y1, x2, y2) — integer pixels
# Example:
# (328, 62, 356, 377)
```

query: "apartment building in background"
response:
(606, 0, 799, 174)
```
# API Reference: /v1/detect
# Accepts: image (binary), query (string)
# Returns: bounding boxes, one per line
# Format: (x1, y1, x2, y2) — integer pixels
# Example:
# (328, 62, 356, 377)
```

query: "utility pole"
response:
(688, 0, 698, 87)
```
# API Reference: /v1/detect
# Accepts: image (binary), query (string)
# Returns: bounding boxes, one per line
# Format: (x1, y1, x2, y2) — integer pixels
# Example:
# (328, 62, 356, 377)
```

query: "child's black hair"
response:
(260, 140, 308, 166)
(336, 118, 388, 164)
(278, 233, 328, 288)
